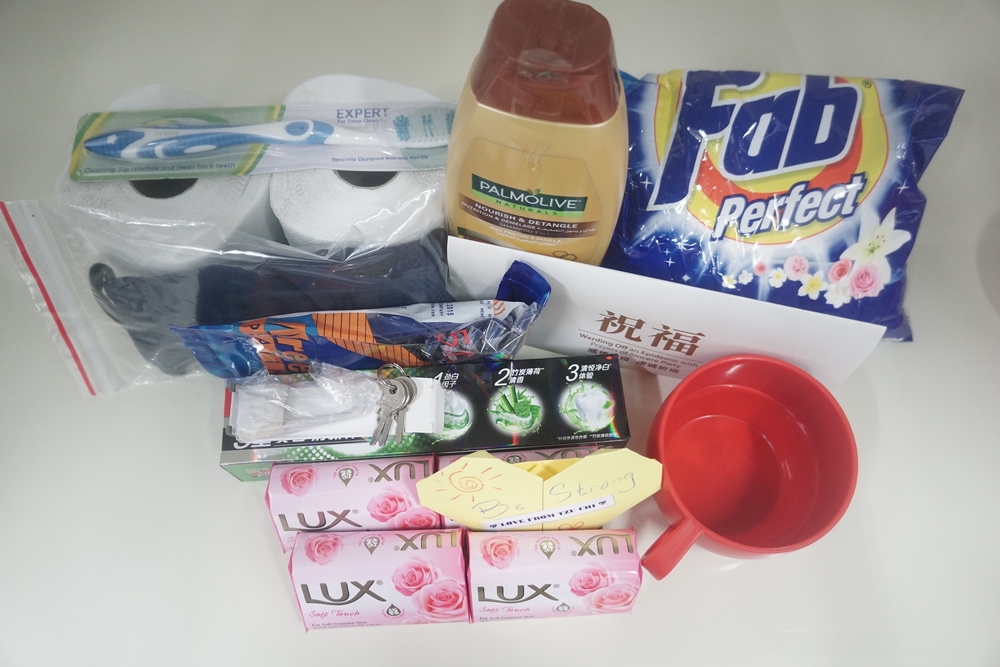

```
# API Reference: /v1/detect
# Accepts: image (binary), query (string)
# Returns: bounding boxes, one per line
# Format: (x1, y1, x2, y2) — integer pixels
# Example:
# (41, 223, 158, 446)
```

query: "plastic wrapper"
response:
(231, 361, 445, 444)
(68, 101, 453, 182)
(602, 70, 964, 340)
(0, 200, 453, 395)
(231, 363, 383, 443)
(170, 260, 551, 380)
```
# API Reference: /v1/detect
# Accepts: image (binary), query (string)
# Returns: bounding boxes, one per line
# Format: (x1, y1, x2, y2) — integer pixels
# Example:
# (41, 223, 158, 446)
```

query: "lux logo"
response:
(397, 530, 461, 551)
(476, 584, 558, 604)
(650, 71, 861, 209)
(370, 459, 433, 482)
(570, 533, 636, 556)
(301, 581, 386, 606)
(278, 510, 361, 532)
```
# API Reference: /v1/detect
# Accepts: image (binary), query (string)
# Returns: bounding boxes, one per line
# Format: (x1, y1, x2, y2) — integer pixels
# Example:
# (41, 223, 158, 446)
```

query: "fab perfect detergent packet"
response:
(602, 70, 963, 340)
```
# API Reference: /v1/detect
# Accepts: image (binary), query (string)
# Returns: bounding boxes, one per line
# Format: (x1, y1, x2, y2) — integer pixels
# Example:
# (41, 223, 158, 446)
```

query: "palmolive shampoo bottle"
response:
(445, 0, 628, 265)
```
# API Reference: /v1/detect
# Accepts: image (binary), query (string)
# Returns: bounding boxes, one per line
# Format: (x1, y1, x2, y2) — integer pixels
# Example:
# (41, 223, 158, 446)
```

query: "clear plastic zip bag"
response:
(1, 200, 453, 395)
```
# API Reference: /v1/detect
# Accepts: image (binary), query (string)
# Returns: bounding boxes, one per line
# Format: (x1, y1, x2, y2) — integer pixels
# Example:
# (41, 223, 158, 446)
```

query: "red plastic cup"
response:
(641, 355, 858, 580)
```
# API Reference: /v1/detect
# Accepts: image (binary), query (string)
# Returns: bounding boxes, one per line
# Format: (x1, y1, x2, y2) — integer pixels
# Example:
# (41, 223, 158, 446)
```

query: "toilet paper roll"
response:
(55, 84, 283, 272)
(270, 75, 447, 257)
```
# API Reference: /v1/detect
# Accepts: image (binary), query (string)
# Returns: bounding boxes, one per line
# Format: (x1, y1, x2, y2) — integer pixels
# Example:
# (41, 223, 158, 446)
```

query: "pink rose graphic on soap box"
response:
(290, 529, 468, 631)
(367, 487, 414, 522)
(467, 529, 642, 623)
(413, 577, 468, 621)
(389, 506, 442, 530)
(302, 533, 342, 565)
(479, 534, 519, 569)
(568, 563, 615, 596)
(392, 558, 441, 596)
(583, 581, 641, 613)
(265, 456, 440, 552)
(280, 465, 317, 497)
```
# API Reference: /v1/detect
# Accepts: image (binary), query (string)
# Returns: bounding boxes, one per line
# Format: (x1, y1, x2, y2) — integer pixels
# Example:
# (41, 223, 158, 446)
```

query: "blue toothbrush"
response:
(84, 106, 454, 160)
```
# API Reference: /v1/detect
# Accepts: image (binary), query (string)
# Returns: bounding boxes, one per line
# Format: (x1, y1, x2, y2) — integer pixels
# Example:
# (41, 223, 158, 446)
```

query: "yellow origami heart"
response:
(416, 448, 662, 531)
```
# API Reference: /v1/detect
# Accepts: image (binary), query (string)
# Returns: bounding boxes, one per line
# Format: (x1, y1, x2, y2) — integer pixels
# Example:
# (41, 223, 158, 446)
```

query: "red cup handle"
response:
(641, 517, 702, 580)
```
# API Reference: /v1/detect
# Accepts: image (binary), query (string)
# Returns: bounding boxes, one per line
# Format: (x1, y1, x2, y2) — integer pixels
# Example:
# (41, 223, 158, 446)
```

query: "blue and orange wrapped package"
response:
(171, 260, 550, 379)
(602, 70, 963, 340)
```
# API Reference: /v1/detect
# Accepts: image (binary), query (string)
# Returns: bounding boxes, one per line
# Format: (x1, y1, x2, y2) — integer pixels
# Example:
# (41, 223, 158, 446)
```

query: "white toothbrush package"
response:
(68, 101, 455, 182)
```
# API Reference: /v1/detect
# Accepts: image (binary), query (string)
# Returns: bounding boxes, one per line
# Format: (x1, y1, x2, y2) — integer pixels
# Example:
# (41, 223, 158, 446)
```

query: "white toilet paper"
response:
(270, 75, 447, 257)
(55, 84, 283, 272)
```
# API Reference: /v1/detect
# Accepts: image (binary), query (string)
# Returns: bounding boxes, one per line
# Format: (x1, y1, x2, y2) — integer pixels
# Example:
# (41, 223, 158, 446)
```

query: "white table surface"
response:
(1, 1, 998, 665)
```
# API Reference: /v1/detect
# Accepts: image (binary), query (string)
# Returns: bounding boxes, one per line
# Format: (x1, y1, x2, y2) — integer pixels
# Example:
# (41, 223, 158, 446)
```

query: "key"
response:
(370, 377, 414, 448)
(370, 381, 398, 448)
(389, 376, 417, 444)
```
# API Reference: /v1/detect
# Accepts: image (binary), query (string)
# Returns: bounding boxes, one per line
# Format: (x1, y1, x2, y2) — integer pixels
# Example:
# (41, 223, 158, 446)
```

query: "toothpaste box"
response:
(221, 354, 629, 481)
(289, 528, 468, 630)
(466, 529, 642, 623)
(266, 456, 441, 552)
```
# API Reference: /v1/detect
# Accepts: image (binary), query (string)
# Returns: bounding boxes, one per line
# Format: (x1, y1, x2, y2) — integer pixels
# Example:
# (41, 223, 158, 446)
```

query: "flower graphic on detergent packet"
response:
(825, 281, 852, 308)
(280, 465, 317, 497)
(827, 258, 853, 284)
(797, 270, 828, 300)
(848, 262, 885, 299)
(302, 533, 342, 565)
(841, 206, 910, 282)
(711, 205, 911, 312)
(480, 535, 518, 569)
(768, 267, 788, 288)
(783, 254, 811, 281)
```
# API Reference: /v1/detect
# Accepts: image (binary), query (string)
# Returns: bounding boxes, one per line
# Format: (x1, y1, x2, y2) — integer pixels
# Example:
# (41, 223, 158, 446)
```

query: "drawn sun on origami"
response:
(428, 460, 506, 505)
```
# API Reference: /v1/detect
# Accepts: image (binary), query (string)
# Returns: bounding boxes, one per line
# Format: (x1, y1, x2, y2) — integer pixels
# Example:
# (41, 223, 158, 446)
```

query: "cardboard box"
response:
(447, 237, 885, 387)
(266, 456, 441, 552)
(466, 529, 642, 622)
(221, 354, 629, 481)
(289, 528, 468, 630)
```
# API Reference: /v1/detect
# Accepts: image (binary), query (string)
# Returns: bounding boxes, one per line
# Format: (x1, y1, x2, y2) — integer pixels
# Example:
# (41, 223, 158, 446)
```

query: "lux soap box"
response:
(467, 529, 642, 623)
(289, 528, 468, 630)
(266, 456, 441, 552)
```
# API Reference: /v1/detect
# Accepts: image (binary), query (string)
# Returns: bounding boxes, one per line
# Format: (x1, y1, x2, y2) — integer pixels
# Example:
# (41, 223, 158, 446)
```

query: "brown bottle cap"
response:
(469, 0, 620, 125)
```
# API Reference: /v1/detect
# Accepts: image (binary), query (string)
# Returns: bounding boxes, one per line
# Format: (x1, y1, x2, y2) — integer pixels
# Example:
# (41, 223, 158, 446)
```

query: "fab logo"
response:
(647, 71, 888, 244)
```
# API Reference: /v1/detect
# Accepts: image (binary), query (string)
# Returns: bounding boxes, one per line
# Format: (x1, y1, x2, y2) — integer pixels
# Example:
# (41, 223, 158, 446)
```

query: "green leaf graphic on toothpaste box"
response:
(488, 385, 543, 435)
(473, 175, 587, 218)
